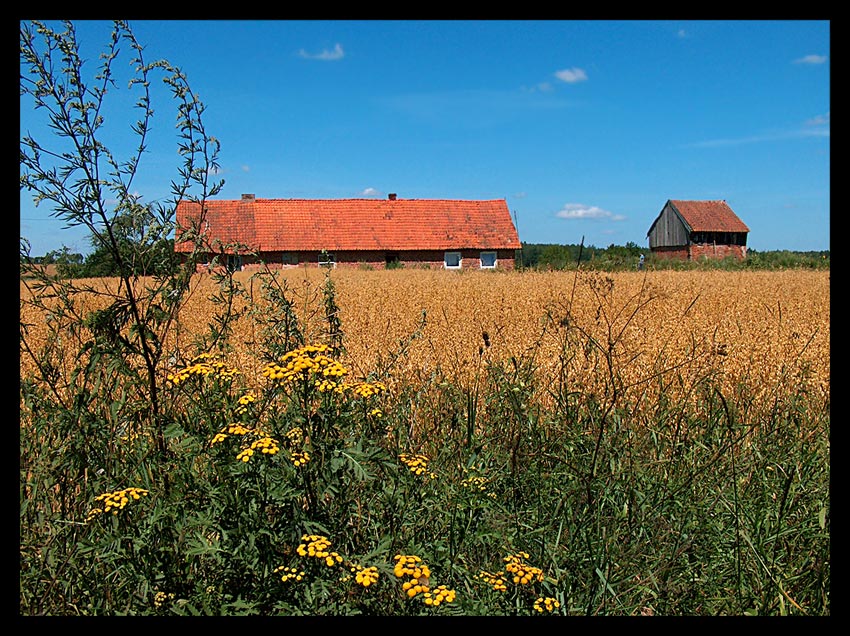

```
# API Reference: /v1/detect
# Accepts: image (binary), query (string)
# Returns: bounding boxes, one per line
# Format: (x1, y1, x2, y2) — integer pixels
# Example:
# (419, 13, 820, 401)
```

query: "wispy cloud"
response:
(676, 29, 688, 38)
(298, 43, 344, 61)
(361, 187, 380, 196)
(793, 54, 827, 65)
(555, 203, 625, 221)
(687, 121, 830, 148)
(805, 111, 830, 126)
(554, 67, 588, 83)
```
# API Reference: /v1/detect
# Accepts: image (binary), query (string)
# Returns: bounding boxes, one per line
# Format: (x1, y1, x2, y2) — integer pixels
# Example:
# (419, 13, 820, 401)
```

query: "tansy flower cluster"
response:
(393, 555, 457, 606)
(533, 596, 561, 613)
(274, 565, 305, 583)
(422, 585, 456, 607)
(479, 570, 508, 592)
(504, 552, 544, 586)
(277, 538, 382, 592)
(400, 453, 436, 479)
(153, 591, 175, 609)
(394, 555, 431, 598)
(236, 436, 280, 462)
(461, 464, 496, 498)
(210, 424, 281, 464)
(350, 564, 380, 588)
(346, 380, 387, 399)
(284, 427, 305, 444)
(279, 427, 312, 467)
(290, 450, 310, 467)
(234, 392, 256, 416)
(346, 380, 387, 418)
(297, 534, 344, 567)
(210, 422, 253, 445)
(262, 344, 348, 392)
(167, 352, 241, 385)
(87, 487, 149, 521)
(393, 554, 431, 598)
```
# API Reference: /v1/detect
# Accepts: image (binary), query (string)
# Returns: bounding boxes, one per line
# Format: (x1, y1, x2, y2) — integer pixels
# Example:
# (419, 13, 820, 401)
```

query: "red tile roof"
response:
(668, 200, 750, 233)
(175, 197, 521, 253)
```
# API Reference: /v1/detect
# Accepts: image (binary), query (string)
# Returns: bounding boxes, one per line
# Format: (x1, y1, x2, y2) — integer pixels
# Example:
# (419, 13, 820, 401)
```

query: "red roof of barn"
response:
(665, 199, 750, 233)
(174, 196, 521, 253)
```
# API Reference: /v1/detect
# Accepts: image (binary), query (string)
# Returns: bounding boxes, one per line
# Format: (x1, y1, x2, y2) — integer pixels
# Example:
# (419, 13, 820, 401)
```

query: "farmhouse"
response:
(174, 194, 521, 271)
(647, 199, 750, 261)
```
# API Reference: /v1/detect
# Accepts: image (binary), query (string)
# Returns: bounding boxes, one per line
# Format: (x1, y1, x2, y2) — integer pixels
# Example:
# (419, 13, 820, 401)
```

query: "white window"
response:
(319, 251, 336, 268)
(480, 251, 497, 269)
(444, 251, 462, 269)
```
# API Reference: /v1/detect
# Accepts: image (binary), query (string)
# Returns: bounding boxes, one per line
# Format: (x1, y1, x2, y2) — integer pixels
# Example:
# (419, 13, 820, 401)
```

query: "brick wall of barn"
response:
(688, 244, 748, 261)
(651, 244, 747, 261)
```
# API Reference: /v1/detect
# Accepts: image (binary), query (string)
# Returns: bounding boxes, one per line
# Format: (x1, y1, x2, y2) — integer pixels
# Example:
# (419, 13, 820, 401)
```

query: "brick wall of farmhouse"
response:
(186, 249, 517, 272)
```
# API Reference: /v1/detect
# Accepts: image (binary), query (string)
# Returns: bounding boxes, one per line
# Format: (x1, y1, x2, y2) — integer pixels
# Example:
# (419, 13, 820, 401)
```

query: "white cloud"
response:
(677, 29, 687, 38)
(805, 112, 830, 126)
(241, 165, 250, 173)
(793, 54, 827, 65)
(554, 67, 588, 83)
(556, 203, 625, 221)
(361, 187, 380, 196)
(298, 43, 344, 61)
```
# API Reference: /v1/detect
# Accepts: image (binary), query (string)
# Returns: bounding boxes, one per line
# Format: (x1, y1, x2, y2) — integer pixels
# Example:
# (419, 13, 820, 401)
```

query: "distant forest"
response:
(517, 242, 830, 271)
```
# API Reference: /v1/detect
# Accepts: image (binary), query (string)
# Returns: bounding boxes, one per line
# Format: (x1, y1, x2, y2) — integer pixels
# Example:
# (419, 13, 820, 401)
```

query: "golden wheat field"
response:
(21, 269, 830, 420)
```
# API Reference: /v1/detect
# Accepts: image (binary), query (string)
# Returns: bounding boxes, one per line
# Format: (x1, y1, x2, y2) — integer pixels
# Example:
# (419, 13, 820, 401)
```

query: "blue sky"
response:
(20, 19, 830, 256)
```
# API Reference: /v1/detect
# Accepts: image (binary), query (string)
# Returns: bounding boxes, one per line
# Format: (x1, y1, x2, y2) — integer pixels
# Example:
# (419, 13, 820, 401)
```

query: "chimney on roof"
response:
(388, 193, 397, 200)
(242, 193, 255, 201)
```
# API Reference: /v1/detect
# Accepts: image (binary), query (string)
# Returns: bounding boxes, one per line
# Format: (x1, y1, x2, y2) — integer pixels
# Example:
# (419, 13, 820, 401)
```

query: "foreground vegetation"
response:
(20, 267, 830, 616)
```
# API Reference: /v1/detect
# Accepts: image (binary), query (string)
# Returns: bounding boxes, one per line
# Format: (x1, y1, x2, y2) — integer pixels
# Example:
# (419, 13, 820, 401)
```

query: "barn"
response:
(174, 194, 522, 271)
(647, 199, 750, 261)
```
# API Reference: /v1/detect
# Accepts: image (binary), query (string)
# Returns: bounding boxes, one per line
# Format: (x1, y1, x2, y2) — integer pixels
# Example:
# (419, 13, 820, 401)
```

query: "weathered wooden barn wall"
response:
(647, 202, 689, 249)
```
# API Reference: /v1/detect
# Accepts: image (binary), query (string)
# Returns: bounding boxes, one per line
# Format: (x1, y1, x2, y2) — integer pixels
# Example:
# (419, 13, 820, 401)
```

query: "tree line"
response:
(516, 242, 829, 271)
(22, 238, 830, 278)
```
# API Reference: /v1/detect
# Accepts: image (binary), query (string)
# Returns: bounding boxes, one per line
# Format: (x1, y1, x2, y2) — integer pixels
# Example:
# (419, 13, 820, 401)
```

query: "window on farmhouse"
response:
(319, 251, 336, 268)
(385, 252, 401, 269)
(444, 251, 462, 269)
(480, 251, 497, 268)
(226, 254, 242, 272)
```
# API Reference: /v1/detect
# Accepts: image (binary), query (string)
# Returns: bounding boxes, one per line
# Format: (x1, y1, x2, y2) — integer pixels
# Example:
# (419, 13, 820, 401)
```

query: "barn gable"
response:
(647, 199, 750, 261)
(175, 194, 521, 271)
